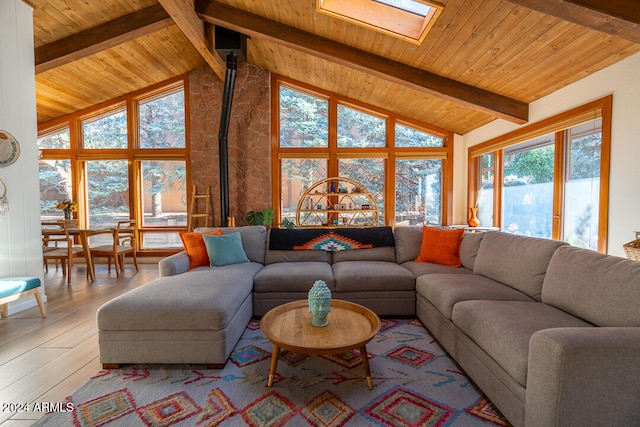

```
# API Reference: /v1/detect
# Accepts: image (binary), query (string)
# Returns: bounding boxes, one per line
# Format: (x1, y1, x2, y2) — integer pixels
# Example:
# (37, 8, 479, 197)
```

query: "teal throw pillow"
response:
(203, 232, 250, 267)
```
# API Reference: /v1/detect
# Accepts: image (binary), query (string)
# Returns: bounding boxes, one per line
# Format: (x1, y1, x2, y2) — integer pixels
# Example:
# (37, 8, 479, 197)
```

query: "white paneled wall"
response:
(0, 0, 46, 314)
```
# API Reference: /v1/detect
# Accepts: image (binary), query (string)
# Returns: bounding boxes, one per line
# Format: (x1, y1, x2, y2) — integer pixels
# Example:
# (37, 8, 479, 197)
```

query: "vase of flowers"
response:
(56, 200, 78, 228)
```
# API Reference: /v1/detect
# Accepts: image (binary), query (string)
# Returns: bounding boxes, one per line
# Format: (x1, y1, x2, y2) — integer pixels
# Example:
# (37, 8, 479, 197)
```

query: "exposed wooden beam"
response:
(195, 0, 528, 124)
(35, 4, 173, 74)
(505, 0, 640, 44)
(157, 0, 226, 81)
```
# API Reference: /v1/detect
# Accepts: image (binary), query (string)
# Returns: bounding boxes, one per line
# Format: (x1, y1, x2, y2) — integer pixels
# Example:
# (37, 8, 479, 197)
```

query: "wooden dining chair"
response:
(41, 221, 84, 284)
(89, 220, 138, 277)
(42, 221, 60, 273)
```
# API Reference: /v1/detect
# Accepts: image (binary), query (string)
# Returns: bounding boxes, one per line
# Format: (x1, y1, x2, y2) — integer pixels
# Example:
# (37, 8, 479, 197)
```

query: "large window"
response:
(39, 158, 72, 220)
(502, 136, 555, 238)
(468, 97, 610, 252)
(396, 159, 442, 225)
(84, 159, 130, 229)
(38, 78, 188, 252)
(476, 153, 494, 227)
(279, 86, 328, 148)
(337, 105, 386, 148)
(139, 90, 186, 149)
(274, 76, 453, 227)
(82, 108, 128, 149)
(339, 158, 386, 222)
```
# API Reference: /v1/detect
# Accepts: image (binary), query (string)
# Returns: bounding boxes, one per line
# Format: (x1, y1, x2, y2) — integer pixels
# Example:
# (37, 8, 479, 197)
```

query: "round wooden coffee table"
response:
(260, 299, 381, 389)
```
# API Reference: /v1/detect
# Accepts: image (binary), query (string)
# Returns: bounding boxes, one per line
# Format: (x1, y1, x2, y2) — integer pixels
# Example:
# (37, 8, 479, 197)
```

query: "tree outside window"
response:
(470, 97, 610, 252)
(39, 158, 72, 220)
(396, 159, 442, 225)
(502, 139, 555, 238)
(274, 77, 451, 226)
(82, 109, 127, 149)
(279, 86, 328, 148)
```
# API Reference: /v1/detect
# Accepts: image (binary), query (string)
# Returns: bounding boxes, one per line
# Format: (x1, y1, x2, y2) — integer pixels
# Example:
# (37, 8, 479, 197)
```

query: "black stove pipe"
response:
(218, 52, 237, 226)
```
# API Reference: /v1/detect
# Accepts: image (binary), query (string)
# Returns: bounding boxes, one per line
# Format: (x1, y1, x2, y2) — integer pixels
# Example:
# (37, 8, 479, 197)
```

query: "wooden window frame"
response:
(272, 74, 454, 227)
(316, 0, 443, 44)
(38, 75, 189, 256)
(468, 96, 611, 253)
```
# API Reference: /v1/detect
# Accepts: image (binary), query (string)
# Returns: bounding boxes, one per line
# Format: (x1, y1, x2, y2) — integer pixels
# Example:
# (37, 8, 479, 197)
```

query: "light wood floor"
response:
(0, 262, 159, 426)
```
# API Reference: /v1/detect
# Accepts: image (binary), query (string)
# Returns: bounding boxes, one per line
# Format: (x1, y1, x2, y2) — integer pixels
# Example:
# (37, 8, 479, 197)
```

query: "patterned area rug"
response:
(35, 319, 511, 426)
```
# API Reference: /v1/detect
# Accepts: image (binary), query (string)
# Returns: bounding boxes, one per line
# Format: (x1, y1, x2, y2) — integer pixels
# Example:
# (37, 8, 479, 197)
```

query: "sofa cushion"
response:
(452, 300, 593, 386)
(253, 262, 334, 292)
(401, 261, 473, 277)
(416, 273, 534, 319)
(460, 232, 485, 270)
(203, 232, 250, 267)
(332, 246, 395, 263)
(0, 276, 42, 298)
(332, 261, 415, 292)
(416, 226, 464, 267)
(97, 264, 262, 331)
(179, 229, 223, 269)
(196, 226, 266, 264)
(473, 232, 566, 300)
(265, 249, 331, 265)
(542, 246, 640, 326)
(393, 226, 422, 264)
(394, 226, 485, 269)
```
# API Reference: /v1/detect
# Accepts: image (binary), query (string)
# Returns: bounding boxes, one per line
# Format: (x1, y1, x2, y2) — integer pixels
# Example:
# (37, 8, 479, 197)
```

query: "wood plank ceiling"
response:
(31, 0, 640, 135)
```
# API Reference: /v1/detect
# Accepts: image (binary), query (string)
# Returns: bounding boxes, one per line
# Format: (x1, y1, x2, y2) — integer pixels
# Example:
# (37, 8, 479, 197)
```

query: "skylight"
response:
(317, 0, 443, 44)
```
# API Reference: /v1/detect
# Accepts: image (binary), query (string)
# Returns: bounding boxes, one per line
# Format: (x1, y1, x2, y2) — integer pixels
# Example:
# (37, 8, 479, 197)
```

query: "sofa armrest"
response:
(158, 251, 190, 276)
(526, 327, 640, 427)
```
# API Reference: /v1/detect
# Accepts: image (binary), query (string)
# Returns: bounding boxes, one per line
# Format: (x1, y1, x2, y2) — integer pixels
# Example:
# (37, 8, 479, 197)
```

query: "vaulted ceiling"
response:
(32, 0, 640, 135)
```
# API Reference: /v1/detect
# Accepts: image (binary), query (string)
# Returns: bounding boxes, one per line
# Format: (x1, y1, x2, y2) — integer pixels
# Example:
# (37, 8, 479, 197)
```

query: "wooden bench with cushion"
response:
(0, 277, 46, 318)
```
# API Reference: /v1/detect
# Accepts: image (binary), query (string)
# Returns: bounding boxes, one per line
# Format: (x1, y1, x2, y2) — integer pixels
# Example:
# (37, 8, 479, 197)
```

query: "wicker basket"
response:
(623, 238, 640, 261)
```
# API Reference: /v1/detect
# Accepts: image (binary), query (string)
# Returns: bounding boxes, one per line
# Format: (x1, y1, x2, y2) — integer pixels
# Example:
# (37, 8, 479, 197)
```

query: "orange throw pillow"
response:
(415, 226, 464, 267)
(179, 229, 223, 269)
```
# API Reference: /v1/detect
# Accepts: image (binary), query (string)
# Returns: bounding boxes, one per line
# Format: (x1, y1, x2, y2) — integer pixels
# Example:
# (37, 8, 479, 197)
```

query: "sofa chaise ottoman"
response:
(97, 226, 266, 367)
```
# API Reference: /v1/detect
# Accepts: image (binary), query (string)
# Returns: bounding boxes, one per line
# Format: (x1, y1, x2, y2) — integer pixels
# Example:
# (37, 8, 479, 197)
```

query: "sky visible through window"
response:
(373, 0, 432, 17)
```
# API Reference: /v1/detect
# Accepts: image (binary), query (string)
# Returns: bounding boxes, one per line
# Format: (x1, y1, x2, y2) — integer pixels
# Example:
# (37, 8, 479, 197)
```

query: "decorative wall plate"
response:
(0, 130, 20, 167)
(0, 178, 7, 217)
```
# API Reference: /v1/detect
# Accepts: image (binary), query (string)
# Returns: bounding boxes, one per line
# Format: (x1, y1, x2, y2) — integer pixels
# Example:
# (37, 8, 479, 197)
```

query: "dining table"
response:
(42, 226, 115, 281)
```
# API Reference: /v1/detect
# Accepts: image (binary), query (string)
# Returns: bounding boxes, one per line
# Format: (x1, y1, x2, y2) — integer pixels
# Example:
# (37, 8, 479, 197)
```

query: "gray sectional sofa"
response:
(97, 225, 640, 427)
